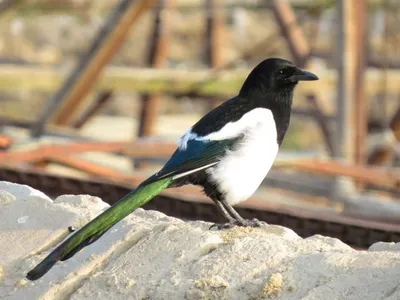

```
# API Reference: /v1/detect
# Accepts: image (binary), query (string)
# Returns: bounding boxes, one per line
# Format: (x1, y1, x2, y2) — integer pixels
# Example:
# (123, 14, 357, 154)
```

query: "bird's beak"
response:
(288, 68, 319, 82)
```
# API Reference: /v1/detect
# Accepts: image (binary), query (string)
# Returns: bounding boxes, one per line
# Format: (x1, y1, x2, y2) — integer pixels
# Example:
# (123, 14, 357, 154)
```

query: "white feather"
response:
(177, 108, 278, 206)
(172, 163, 218, 180)
(177, 129, 196, 150)
(206, 109, 278, 206)
(178, 108, 272, 148)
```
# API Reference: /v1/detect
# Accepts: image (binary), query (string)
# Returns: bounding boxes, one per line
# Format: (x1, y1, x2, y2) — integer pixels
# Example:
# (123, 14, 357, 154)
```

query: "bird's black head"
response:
(239, 58, 319, 99)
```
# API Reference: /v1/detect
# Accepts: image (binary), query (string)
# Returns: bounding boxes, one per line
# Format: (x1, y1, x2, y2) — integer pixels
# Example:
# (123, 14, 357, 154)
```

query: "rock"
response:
(368, 242, 400, 252)
(262, 273, 283, 297)
(0, 182, 108, 265)
(0, 181, 400, 300)
(0, 265, 4, 281)
(0, 190, 16, 206)
(0, 181, 51, 202)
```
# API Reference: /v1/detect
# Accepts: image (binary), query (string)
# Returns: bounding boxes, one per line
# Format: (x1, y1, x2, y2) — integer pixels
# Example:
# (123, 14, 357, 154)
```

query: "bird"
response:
(26, 57, 318, 281)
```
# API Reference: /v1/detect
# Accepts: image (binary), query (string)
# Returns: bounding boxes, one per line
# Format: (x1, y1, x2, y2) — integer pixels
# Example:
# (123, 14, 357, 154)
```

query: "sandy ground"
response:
(1, 181, 400, 300)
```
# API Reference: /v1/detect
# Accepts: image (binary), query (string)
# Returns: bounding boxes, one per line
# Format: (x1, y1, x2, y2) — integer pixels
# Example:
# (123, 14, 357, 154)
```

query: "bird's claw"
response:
(209, 222, 236, 230)
(209, 218, 264, 230)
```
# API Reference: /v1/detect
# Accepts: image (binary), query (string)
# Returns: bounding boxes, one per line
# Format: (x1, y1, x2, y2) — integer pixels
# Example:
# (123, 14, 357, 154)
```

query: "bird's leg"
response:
(209, 200, 237, 230)
(220, 199, 262, 228)
(214, 200, 236, 222)
(210, 199, 263, 230)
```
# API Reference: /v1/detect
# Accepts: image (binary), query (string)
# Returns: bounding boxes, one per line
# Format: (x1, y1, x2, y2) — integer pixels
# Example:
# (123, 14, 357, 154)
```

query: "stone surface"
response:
(0, 181, 400, 300)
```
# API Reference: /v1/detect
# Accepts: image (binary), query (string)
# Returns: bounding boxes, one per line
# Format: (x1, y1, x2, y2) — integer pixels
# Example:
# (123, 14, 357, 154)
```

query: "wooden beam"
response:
(305, 94, 334, 156)
(368, 104, 400, 165)
(313, 49, 400, 69)
(41, 154, 215, 203)
(390, 105, 400, 141)
(0, 0, 21, 13)
(11, 0, 367, 12)
(0, 140, 177, 165)
(205, 0, 225, 109)
(0, 133, 12, 149)
(367, 145, 396, 166)
(271, 0, 310, 67)
(46, 155, 143, 185)
(2, 139, 399, 189)
(271, 0, 336, 161)
(335, 0, 357, 162)
(135, 0, 175, 170)
(31, 0, 157, 137)
(138, 0, 175, 139)
(205, 0, 224, 69)
(289, 160, 400, 190)
(71, 91, 114, 129)
(353, 0, 367, 166)
(1, 65, 399, 97)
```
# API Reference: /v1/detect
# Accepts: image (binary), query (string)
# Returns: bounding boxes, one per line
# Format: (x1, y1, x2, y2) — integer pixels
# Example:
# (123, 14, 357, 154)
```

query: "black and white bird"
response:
(168, 57, 319, 228)
(26, 57, 319, 281)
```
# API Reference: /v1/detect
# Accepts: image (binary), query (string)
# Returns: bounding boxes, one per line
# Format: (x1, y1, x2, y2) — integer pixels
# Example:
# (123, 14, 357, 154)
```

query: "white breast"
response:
(205, 108, 278, 206)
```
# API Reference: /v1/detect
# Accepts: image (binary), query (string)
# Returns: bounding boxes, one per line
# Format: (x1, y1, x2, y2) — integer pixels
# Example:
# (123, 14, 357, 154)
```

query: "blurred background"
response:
(0, 0, 399, 248)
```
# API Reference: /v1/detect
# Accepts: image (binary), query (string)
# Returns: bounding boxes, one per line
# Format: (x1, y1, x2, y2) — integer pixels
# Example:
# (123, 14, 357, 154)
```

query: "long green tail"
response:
(26, 177, 173, 281)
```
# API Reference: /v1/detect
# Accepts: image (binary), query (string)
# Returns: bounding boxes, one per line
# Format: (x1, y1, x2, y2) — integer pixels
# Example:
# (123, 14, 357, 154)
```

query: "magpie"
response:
(26, 57, 318, 280)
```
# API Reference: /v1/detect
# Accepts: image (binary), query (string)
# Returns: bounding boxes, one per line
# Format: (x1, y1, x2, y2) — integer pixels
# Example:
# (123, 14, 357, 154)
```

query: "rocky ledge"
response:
(0, 181, 400, 300)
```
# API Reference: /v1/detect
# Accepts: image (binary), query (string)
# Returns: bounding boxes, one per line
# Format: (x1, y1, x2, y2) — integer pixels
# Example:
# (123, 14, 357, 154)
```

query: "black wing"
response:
(141, 136, 243, 186)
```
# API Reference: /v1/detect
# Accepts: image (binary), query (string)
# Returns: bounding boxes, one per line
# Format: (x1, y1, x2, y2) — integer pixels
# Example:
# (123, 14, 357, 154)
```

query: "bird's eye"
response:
(278, 68, 293, 77)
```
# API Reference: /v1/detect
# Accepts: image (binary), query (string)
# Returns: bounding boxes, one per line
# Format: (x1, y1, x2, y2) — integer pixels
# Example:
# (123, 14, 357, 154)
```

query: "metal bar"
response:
(31, 0, 157, 137)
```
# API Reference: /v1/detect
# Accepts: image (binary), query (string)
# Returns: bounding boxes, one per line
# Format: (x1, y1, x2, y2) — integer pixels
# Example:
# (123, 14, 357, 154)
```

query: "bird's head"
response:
(239, 58, 319, 99)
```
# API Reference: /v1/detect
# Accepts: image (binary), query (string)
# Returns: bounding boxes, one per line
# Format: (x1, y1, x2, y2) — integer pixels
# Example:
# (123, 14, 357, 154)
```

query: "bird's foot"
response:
(240, 218, 263, 227)
(209, 222, 236, 230)
(209, 218, 263, 230)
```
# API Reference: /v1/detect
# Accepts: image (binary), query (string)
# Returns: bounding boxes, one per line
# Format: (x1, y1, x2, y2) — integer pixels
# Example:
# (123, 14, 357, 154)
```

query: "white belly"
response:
(206, 117, 278, 206)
